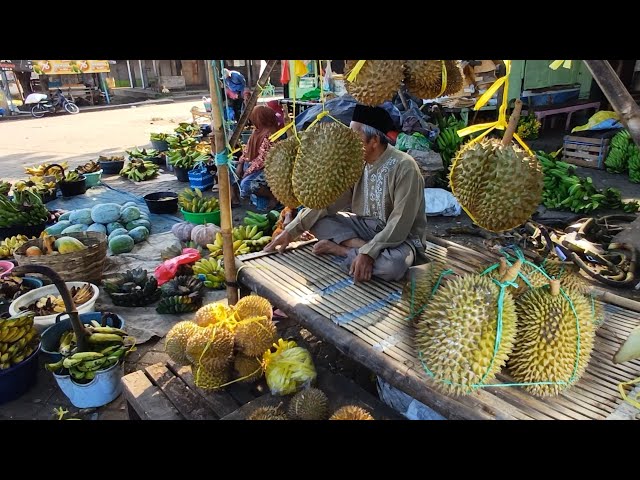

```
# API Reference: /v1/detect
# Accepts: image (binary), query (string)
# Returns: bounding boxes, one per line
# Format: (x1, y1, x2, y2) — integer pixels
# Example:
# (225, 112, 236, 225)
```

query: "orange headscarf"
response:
(245, 105, 279, 161)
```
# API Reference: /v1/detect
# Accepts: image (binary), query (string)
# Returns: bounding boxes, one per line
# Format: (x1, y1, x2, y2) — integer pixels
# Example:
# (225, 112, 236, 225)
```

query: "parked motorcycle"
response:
(25, 89, 80, 118)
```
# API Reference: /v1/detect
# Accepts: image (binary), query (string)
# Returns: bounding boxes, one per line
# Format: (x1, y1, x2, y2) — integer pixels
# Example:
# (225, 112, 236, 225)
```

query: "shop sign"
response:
(32, 60, 111, 75)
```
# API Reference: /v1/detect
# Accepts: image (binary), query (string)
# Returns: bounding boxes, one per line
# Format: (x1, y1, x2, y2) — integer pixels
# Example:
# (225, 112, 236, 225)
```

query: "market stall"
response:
(32, 60, 111, 105)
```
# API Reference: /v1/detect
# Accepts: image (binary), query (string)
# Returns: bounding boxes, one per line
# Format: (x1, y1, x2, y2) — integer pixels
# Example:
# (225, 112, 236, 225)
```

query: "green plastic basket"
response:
(181, 208, 220, 226)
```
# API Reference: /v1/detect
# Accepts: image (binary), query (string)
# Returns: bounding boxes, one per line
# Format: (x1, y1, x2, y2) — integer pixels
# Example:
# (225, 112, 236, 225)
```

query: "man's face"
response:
(350, 121, 376, 163)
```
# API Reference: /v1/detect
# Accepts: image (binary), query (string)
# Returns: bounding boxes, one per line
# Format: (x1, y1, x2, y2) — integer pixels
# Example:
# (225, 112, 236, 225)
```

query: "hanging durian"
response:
(442, 60, 464, 96)
(292, 122, 365, 209)
(449, 99, 543, 232)
(415, 260, 522, 396)
(404, 60, 444, 100)
(264, 136, 300, 208)
(344, 60, 406, 106)
(508, 279, 595, 397)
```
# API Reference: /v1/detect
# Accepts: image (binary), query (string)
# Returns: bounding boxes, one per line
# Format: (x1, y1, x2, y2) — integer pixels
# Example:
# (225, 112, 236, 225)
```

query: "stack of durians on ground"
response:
(407, 256, 603, 398)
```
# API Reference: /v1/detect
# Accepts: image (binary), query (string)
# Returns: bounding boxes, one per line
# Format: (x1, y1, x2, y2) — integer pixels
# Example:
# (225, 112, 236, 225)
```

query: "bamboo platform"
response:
(236, 238, 640, 420)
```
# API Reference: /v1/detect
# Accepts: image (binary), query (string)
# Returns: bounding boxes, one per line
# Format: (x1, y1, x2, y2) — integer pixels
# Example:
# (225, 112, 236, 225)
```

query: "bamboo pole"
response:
(583, 60, 640, 148)
(207, 60, 238, 305)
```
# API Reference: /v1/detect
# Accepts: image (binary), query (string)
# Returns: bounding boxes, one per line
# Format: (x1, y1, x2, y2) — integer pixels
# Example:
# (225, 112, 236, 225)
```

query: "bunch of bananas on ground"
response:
(45, 321, 135, 382)
(233, 225, 272, 252)
(538, 150, 640, 213)
(0, 312, 40, 369)
(516, 113, 541, 140)
(195, 142, 212, 155)
(13, 177, 56, 199)
(119, 159, 160, 182)
(63, 171, 82, 183)
(25, 283, 94, 316)
(0, 181, 10, 195)
(605, 130, 631, 173)
(25, 161, 68, 179)
(628, 144, 640, 183)
(206, 232, 251, 258)
(0, 190, 50, 228)
(192, 257, 225, 289)
(436, 117, 467, 170)
(243, 210, 279, 235)
(126, 147, 161, 160)
(174, 122, 201, 137)
(156, 295, 202, 314)
(0, 235, 33, 259)
(178, 187, 219, 213)
(75, 160, 101, 174)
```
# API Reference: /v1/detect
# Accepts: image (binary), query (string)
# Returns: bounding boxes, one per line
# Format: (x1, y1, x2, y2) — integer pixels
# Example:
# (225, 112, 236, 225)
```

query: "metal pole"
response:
(583, 60, 640, 148)
(208, 60, 238, 305)
(138, 60, 145, 88)
(100, 73, 111, 104)
(126, 60, 134, 88)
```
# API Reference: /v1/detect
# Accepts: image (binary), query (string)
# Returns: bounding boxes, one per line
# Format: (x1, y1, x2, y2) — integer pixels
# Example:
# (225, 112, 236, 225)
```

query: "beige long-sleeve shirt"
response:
(285, 144, 428, 262)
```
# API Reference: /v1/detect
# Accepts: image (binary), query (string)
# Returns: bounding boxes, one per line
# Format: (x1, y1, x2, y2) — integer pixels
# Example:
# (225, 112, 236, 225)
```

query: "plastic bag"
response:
(424, 188, 461, 216)
(396, 132, 431, 152)
(154, 248, 201, 285)
(376, 377, 446, 420)
(572, 110, 622, 133)
(262, 339, 316, 395)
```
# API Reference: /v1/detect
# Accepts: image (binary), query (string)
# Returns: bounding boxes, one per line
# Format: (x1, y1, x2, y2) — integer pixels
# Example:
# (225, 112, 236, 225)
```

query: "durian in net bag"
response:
(262, 339, 317, 395)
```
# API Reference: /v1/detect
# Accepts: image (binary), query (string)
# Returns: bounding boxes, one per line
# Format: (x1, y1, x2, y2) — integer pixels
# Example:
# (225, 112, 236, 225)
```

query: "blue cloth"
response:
(239, 170, 264, 198)
(47, 184, 182, 234)
(225, 71, 246, 95)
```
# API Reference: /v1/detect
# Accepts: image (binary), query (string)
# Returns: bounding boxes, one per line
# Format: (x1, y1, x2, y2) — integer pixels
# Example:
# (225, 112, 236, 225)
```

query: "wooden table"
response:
(521, 99, 601, 131)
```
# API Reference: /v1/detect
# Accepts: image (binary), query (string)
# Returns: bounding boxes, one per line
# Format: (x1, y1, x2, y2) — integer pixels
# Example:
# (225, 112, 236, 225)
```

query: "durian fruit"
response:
(508, 280, 595, 397)
(264, 137, 300, 208)
(233, 354, 264, 383)
(233, 295, 273, 322)
(449, 133, 543, 232)
(401, 261, 446, 322)
(415, 260, 522, 396)
(234, 315, 277, 357)
(442, 60, 463, 96)
(542, 260, 588, 294)
(185, 324, 234, 372)
(287, 387, 329, 420)
(247, 405, 288, 420)
(404, 60, 444, 100)
(483, 258, 548, 298)
(165, 321, 198, 366)
(329, 405, 374, 420)
(195, 302, 233, 327)
(292, 122, 365, 209)
(191, 363, 230, 391)
(344, 60, 405, 106)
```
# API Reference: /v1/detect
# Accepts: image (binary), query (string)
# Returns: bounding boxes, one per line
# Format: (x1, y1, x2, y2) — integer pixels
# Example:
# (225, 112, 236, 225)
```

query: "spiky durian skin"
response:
(344, 60, 405, 106)
(234, 316, 277, 357)
(543, 260, 588, 294)
(264, 137, 300, 208)
(509, 285, 595, 397)
(415, 274, 517, 396)
(404, 60, 444, 100)
(234, 295, 273, 322)
(287, 387, 329, 420)
(247, 406, 288, 420)
(191, 363, 230, 391)
(233, 354, 263, 383)
(195, 302, 232, 327)
(329, 405, 374, 420)
(402, 262, 446, 322)
(185, 324, 234, 372)
(449, 138, 543, 232)
(443, 60, 463, 96)
(165, 321, 198, 366)
(291, 122, 365, 210)
(483, 261, 549, 298)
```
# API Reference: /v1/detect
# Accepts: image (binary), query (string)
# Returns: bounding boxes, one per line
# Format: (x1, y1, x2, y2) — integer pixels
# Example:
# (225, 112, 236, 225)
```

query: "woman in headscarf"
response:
(266, 100, 286, 128)
(234, 105, 281, 210)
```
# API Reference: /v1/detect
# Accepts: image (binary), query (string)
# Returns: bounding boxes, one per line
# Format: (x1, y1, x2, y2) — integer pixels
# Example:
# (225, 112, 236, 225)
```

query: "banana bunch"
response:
(516, 114, 541, 140)
(243, 210, 279, 234)
(436, 126, 464, 169)
(45, 344, 131, 381)
(25, 161, 68, 177)
(0, 312, 40, 369)
(234, 225, 272, 252)
(0, 190, 50, 228)
(192, 257, 225, 289)
(195, 142, 212, 155)
(605, 130, 632, 173)
(627, 144, 640, 183)
(13, 177, 57, 199)
(206, 232, 251, 258)
(0, 235, 32, 259)
(63, 171, 82, 183)
(119, 159, 160, 182)
(75, 160, 101, 174)
(31, 284, 94, 315)
(156, 295, 202, 314)
(0, 181, 10, 195)
(178, 188, 219, 213)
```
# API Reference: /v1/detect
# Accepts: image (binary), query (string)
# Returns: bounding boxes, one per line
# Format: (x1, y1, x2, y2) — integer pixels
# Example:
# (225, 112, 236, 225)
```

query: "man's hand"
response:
(264, 230, 293, 253)
(350, 253, 374, 283)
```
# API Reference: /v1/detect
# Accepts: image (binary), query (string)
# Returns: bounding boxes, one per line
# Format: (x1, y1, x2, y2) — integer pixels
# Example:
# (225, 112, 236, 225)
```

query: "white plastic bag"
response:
(376, 377, 446, 420)
(424, 188, 461, 217)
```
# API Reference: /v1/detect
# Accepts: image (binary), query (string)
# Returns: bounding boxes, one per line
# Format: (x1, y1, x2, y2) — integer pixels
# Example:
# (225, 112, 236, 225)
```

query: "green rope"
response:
(406, 268, 454, 322)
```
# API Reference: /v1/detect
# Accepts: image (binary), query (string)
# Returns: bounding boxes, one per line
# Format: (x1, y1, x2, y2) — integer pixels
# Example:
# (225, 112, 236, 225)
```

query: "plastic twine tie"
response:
(437, 60, 448, 98)
(405, 268, 454, 322)
(346, 60, 366, 82)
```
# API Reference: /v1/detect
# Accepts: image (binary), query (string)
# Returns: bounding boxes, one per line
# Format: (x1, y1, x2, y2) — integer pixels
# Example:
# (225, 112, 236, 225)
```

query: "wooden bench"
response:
(121, 361, 405, 420)
(521, 99, 601, 131)
(235, 237, 640, 420)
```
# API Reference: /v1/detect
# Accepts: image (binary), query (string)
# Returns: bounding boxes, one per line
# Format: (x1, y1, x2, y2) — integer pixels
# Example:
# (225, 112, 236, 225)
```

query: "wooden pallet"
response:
(563, 134, 610, 169)
(122, 361, 404, 420)
(236, 238, 640, 420)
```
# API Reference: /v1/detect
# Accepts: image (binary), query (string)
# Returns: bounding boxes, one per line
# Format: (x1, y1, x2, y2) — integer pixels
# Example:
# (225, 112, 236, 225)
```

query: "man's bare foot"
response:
(312, 239, 349, 257)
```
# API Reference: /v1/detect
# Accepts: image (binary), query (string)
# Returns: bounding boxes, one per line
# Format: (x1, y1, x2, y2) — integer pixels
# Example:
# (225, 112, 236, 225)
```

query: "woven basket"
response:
(13, 231, 107, 284)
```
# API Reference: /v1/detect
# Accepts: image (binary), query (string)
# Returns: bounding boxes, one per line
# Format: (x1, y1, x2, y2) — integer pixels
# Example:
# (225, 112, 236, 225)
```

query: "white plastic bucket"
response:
(52, 361, 124, 408)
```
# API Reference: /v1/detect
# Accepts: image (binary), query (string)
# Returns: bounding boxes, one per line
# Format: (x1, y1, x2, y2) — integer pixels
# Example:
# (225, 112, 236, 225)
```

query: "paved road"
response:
(0, 100, 204, 181)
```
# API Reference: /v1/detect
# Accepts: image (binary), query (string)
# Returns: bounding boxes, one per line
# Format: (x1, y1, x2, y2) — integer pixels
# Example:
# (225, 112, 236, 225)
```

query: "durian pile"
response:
(412, 255, 599, 398)
(449, 99, 544, 232)
(343, 60, 464, 106)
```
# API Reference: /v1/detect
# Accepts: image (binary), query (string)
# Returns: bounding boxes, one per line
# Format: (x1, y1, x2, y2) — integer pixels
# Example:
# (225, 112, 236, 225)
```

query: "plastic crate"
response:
(563, 134, 610, 169)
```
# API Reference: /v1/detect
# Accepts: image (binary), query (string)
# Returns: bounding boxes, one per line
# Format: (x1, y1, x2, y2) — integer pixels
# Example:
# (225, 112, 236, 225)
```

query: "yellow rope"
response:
(618, 376, 640, 409)
(437, 60, 448, 97)
(346, 60, 366, 82)
(549, 60, 572, 70)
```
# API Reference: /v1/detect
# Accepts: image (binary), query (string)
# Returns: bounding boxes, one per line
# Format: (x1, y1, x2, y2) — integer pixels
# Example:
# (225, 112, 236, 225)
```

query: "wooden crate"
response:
(563, 134, 610, 169)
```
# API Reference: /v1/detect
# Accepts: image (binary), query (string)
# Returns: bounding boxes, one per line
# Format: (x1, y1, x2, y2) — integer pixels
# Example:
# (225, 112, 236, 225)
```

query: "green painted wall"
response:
(508, 60, 593, 102)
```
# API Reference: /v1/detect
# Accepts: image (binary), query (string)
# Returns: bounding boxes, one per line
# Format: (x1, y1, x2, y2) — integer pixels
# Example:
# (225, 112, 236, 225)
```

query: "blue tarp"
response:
(47, 183, 182, 234)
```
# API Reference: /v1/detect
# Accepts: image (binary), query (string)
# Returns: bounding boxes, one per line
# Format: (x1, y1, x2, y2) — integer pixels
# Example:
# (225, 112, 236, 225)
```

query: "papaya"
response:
(54, 236, 87, 254)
